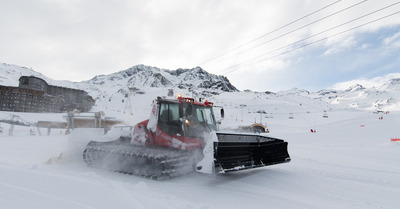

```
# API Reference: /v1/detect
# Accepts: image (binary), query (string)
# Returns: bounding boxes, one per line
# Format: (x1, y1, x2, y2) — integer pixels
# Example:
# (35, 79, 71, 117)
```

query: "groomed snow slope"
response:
(0, 107, 399, 209)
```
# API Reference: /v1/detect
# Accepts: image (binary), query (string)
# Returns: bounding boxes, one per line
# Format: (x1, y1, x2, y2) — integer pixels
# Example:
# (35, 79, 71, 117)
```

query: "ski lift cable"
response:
(212, 0, 369, 69)
(199, 0, 344, 66)
(220, 10, 400, 75)
(217, 2, 400, 74)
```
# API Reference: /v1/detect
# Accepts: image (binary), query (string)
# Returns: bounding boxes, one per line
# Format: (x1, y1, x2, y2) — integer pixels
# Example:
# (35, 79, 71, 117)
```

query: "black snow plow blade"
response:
(214, 133, 290, 173)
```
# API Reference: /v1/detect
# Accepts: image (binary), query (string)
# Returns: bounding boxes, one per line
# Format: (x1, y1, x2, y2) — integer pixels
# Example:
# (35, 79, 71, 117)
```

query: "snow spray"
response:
(196, 131, 218, 174)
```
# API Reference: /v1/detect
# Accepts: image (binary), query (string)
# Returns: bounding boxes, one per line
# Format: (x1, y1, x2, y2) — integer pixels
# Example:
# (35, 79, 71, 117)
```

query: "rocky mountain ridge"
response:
(1, 62, 399, 111)
(86, 65, 238, 92)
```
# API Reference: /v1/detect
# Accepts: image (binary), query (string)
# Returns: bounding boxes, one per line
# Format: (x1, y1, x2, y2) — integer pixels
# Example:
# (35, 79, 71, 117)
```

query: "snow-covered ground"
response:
(1, 62, 399, 208)
(0, 101, 399, 208)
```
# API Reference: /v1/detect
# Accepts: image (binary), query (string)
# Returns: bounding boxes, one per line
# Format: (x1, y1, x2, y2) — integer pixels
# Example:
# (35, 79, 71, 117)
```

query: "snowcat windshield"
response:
(157, 101, 217, 138)
(193, 105, 216, 131)
(180, 103, 217, 139)
(184, 104, 216, 130)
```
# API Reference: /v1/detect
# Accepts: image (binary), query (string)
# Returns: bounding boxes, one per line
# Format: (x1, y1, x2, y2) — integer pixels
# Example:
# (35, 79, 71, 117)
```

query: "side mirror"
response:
(220, 108, 224, 119)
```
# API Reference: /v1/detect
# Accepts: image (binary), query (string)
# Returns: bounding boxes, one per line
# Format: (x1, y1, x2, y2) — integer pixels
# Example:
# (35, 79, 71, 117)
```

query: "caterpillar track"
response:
(83, 139, 201, 180)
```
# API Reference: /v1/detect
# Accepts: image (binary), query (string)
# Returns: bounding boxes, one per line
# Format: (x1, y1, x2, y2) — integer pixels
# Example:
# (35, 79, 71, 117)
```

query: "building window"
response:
(22, 78, 29, 85)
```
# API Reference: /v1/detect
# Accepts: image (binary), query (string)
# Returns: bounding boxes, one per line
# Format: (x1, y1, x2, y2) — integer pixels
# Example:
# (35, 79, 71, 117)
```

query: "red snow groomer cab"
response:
(131, 96, 214, 150)
(83, 96, 290, 179)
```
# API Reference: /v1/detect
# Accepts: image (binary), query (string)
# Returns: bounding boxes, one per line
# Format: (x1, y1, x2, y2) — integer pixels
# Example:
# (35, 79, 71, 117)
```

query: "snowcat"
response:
(83, 96, 290, 179)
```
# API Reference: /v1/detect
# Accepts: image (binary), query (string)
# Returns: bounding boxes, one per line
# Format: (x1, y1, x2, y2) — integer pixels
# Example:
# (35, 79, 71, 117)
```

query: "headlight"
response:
(185, 119, 191, 125)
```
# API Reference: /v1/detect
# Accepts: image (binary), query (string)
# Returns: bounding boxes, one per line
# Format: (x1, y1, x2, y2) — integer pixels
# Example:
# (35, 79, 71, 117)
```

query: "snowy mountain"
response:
(313, 80, 400, 111)
(0, 62, 83, 89)
(269, 78, 400, 112)
(74, 65, 239, 110)
(1, 62, 400, 112)
(83, 65, 237, 92)
(0, 63, 239, 111)
(0, 63, 48, 86)
(0, 63, 238, 92)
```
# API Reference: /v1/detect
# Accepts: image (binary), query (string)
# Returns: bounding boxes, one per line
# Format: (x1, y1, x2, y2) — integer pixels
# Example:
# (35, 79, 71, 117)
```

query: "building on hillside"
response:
(0, 76, 94, 113)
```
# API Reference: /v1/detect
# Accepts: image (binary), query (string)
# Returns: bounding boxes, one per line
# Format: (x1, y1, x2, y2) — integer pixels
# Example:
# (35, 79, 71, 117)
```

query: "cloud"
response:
(383, 31, 400, 48)
(1, 0, 400, 92)
(323, 35, 357, 55)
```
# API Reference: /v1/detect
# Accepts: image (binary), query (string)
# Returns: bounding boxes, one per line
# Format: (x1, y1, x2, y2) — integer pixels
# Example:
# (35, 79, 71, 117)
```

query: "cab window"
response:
(158, 103, 181, 136)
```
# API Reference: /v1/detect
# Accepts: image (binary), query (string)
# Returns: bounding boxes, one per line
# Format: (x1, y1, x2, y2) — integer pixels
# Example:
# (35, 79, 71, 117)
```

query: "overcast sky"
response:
(1, 0, 400, 92)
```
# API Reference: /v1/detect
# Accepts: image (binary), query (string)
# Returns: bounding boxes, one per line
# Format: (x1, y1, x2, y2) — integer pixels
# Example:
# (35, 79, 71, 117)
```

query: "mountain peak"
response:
(346, 84, 365, 92)
(386, 78, 400, 86)
(87, 65, 238, 92)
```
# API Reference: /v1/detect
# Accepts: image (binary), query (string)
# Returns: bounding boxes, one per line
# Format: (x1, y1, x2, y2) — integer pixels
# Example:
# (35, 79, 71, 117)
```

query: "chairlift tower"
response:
(240, 104, 247, 121)
(124, 87, 138, 115)
(322, 110, 329, 118)
(257, 110, 266, 124)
